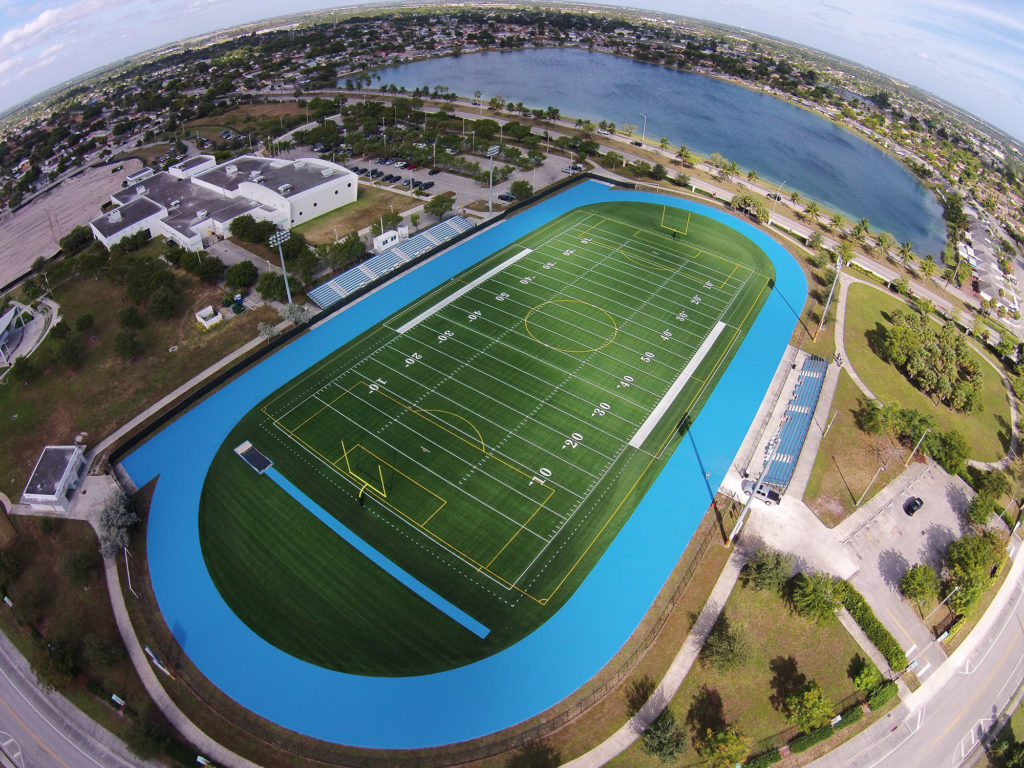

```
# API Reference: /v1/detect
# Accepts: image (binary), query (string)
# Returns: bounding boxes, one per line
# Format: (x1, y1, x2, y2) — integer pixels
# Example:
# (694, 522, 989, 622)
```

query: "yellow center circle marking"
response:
(524, 300, 618, 354)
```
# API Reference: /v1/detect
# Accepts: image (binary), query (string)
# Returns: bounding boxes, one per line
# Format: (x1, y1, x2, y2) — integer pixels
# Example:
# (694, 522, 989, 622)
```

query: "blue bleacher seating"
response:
(762, 355, 829, 490)
(305, 217, 475, 309)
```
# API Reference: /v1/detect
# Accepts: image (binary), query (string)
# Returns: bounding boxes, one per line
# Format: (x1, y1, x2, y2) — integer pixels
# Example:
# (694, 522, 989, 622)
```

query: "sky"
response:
(0, 0, 1022, 142)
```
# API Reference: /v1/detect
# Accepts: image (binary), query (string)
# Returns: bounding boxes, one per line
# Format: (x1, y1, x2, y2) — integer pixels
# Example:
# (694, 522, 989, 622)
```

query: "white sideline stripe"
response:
(628, 321, 727, 449)
(396, 248, 533, 334)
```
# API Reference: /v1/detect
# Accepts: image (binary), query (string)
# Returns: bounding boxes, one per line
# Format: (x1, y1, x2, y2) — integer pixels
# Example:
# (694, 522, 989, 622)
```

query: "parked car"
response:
(741, 479, 781, 505)
(904, 497, 924, 516)
(630, 140, 643, 146)
(498, 193, 515, 202)
(429, 168, 442, 175)
(420, 181, 434, 190)
(401, 178, 413, 187)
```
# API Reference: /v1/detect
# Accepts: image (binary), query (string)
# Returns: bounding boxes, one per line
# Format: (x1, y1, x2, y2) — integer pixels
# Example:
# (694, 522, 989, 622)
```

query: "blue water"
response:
(122, 182, 806, 748)
(371, 48, 946, 259)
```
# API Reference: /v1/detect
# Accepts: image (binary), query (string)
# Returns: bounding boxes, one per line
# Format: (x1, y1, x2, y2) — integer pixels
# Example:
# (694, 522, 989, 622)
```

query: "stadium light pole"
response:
(268, 229, 293, 306)
(487, 145, 500, 214)
(728, 427, 783, 547)
(640, 113, 647, 145)
(814, 256, 843, 339)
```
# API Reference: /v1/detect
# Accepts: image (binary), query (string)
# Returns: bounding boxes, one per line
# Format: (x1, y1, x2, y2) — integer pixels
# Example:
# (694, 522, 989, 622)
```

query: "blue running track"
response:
(121, 181, 806, 748)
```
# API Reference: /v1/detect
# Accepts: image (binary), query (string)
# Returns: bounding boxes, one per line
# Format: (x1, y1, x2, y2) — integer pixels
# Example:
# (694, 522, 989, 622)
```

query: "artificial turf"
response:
(198, 201, 774, 676)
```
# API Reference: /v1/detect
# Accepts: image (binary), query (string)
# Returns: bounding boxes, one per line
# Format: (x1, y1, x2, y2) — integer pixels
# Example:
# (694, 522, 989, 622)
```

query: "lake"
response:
(366, 48, 946, 258)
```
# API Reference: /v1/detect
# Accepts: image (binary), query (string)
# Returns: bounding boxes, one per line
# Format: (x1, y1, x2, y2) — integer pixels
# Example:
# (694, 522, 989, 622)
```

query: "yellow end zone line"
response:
(539, 276, 772, 604)
(282, 380, 559, 600)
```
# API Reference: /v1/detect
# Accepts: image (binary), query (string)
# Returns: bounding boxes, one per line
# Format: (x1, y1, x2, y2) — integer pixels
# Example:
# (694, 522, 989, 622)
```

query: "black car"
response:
(428, 168, 442, 175)
(497, 193, 515, 202)
(420, 181, 434, 190)
(904, 497, 924, 516)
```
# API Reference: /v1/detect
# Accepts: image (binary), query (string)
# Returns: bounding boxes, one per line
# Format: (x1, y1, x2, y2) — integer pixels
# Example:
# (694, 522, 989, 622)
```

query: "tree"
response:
(791, 572, 841, 623)
(410, 213, 421, 230)
(946, 531, 1003, 614)
(82, 633, 124, 670)
(148, 284, 179, 319)
(257, 271, 287, 302)
(966, 493, 1000, 528)
(785, 681, 834, 733)
(899, 240, 916, 266)
(747, 169, 758, 182)
(640, 709, 687, 762)
(700, 614, 748, 670)
(424, 194, 455, 220)
(75, 314, 95, 334)
(808, 231, 824, 251)
(224, 260, 259, 290)
(59, 225, 94, 255)
(114, 329, 141, 361)
(650, 163, 667, 181)
(900, 563, 940, 606)
(745, 547, 794, 593)
(673, 172, 690, 188)
(33, 637, 77, 691)
(828, 213, 845, 234)
(258, 321, 279, 344)
(99, 489, 139, 556)
(510, 180, 534, 199)
(369, 211, 403, 237)
(697, 725, 748, 768)
(604, 151, 624, 168)
(805, 200, 820, 223)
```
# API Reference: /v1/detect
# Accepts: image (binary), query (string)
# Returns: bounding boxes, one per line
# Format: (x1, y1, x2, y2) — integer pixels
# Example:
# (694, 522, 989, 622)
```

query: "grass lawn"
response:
(803, 370, 907, 526)
(606, 579, 869, 768)
(185, 102, 305, 142)
(112, 142, 170, 168)
(295, 186, 422, 244)
(0, 268, 277, 498)
(843, 282, 1010, 463)
(199, 200, 774, 676)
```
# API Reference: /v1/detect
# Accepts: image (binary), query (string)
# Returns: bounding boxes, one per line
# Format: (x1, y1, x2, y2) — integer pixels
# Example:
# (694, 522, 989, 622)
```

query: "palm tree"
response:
(808, 231, 824, 251)
(835, 240, 854, 263)
(790, 191, 801, 204)
(876, 232, 894, 261)
(805, 200, 820, 223)
(899, 240, 915, 266)
(829, 213, 845, 235)
(747, 169, 759, 183)
(921, 258, 937, 279)
(858, 217, 871, 239)
(659, 136, 670, 150)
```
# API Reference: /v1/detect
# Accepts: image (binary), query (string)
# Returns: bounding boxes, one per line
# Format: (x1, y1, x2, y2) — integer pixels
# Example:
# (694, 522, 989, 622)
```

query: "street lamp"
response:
(487, 145, 500, 214)
(768, 180, 786, 225)
(268, 228, 293, 306)
(640, 113, 647, 145)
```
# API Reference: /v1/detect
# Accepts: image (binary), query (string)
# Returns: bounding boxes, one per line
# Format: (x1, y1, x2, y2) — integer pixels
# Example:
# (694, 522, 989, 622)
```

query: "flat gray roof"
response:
(197, 156, 345, 198)
(91, 197, 163, 237)
(24, 446, 79, 498)
(179, 154, 213, 171)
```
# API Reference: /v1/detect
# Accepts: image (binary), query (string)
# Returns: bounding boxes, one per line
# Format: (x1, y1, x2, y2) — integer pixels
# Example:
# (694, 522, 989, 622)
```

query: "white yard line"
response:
(628, 321, 728, 449)
(396, 248, 533, 334)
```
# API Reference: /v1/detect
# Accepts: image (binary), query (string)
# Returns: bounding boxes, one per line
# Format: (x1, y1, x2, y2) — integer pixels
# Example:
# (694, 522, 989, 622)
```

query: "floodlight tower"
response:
(640, 113, 647, 145)
(487, 145, 500, 214)
(268, 228, 293, 306)
(768, 180, 786, 225)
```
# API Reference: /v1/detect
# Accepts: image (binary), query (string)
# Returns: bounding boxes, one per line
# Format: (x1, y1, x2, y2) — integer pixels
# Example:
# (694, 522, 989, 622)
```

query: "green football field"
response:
(199, 201, 774, 676)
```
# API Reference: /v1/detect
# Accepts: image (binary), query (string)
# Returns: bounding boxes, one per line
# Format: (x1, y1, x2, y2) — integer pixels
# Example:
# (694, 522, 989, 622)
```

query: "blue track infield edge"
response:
(121, 181, 807, 748)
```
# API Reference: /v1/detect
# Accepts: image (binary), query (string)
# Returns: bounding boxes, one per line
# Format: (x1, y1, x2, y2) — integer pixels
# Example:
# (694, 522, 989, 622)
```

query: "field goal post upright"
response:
(660, 205, 690, 238)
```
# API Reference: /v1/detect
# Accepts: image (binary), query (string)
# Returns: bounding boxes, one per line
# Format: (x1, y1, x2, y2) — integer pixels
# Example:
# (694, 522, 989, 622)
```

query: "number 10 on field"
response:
(529, 467, 552, 486)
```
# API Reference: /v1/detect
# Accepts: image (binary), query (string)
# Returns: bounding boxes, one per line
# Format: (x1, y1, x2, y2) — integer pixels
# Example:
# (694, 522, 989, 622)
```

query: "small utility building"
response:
(21, 445, 86, 514)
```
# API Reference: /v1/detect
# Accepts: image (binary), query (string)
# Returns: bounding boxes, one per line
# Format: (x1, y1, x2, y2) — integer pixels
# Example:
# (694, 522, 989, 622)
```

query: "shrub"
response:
(899, 563, 940, 606)
(841, 583, 909, 670)
(744, 749, 781, 768)
(789, 725, 834, 753)
(966, 493, 999, 527)
(640, 709, 687, 762)
(786, 681, 834, 733)
(225, 260, 259, 290)
(834, 703, 864, 729)
(867, 681, 898, 710)
(257, 271, 287, 302)
(700, 614, 748, 670)
(745, 547, 794, 594)
(791, 572, 842, 623)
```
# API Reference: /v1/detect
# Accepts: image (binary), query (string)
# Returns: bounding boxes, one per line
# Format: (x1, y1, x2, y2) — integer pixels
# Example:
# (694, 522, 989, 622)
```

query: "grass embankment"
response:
(184, 102, 306, 144)
(607, 578, 873, 768)
(0, 251, 277, 498)
(803, 370, 908, 526)
(842, 282, 1010, 463)
(111, 142, 171, 169)
(0, 516, 158, 742)
(295, 186, 421, 244)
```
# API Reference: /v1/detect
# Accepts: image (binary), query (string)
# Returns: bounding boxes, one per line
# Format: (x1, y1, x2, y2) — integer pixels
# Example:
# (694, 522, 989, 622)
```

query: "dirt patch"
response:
(0, 159, 142, 287)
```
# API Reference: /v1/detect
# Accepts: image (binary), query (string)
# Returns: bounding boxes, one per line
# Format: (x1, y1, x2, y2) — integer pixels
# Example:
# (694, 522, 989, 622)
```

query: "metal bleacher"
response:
(306, 216, 474, 309)
(761, 354, 829, 491)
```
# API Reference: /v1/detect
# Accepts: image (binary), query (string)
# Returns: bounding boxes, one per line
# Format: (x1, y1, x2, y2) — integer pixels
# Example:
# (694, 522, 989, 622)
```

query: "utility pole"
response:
(487, 145, 500, 214)
(815, 256, 843, 339)
(640, 112, 647, 144)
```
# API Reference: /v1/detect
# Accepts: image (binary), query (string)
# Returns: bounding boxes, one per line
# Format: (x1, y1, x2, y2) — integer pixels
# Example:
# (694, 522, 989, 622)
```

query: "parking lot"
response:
(840, 461, 976, 676)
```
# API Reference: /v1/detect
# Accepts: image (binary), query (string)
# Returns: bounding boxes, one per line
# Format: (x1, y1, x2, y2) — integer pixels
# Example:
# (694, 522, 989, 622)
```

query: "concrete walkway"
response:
(834, 274, 878, 402)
